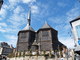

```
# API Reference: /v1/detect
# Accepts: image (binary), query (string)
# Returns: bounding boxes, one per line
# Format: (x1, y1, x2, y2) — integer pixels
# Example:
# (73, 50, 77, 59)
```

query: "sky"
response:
(0, 0, 80, 48)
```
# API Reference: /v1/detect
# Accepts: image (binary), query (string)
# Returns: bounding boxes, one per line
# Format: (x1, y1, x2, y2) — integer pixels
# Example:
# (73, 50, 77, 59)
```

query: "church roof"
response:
(22, 24, 34, 31)
(21, 9, 35, 32)
(41, 21, 52, 29)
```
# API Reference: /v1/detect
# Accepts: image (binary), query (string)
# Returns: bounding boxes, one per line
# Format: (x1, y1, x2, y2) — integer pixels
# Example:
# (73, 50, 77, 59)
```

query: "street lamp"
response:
(0, 0, 3, 10)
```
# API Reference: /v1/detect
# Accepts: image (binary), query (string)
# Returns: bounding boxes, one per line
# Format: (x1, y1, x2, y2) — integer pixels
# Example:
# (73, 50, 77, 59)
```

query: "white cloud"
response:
(64, 24, 70, 30)
(7, 0, 20, 11)
(0, 41, 2, 42)
(13, 6, 24, 14)
(59, 37, 75, 48)
(0, 8, 7, 19)
(5, 35, 17, 47)
(31, 5, 39, 14)
(7, 0, 36, 11)
(7, 5, 26, 29)
(8, 0, 19, 5)
(2, 4, 9, 9)
(9, 0, 18, 3)
(7, 40, 17, 47)
(8, 28, 19, 33)
(0, 23, 7, 32)
(57, 2, 67, 7)
(66, 7, 80, 22)
(0, 26, 1, 28)
(6, 35, 17, 40)
(22, 0, 36, 4)
(0, 23, 7, 27)
(0, 29, 6, 32)
(48, 16, 66, 24)
(0, 27, 6, 33)
(0, 4, 10, 20)
(60, 6, 80, 49)
(0, 18, 3, 20)
(8, 13, 26, 28)
(0, 22, 20, 33)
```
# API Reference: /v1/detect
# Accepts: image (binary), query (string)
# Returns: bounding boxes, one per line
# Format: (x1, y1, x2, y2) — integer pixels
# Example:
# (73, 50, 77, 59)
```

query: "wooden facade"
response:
(17, 22, 66, 52)
(17, 10, 66, 52)
(17, 30, 35, 52)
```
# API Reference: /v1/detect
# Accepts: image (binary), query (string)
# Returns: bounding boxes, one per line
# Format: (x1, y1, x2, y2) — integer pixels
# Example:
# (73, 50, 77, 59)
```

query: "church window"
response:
(42, 31, 49, 37)
(42, 31, 49, 40)
(20, 32, 26, 38)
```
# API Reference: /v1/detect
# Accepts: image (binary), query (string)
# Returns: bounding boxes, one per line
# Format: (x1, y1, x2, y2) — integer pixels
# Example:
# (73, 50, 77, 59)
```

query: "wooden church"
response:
(17, 10, 66, 52)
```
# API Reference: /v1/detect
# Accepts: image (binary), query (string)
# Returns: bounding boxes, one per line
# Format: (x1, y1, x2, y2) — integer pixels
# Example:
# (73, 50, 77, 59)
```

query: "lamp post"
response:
(0, 0, 3, 10)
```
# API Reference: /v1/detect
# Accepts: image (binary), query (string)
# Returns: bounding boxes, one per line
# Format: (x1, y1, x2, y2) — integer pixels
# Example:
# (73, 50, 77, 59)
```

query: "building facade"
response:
(70, 17, 80, 55)
(17, 10, 66, 52)
(0, 42, 13, 56)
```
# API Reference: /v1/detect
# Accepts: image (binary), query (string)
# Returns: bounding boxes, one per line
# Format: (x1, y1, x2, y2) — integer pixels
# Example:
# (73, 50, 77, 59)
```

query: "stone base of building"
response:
(7, 56, 74, 60)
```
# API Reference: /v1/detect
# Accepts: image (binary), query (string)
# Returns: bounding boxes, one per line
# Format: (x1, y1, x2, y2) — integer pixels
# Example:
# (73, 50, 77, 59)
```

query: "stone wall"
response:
(7, 56, 45, 60)
(7, 56, 74, 60)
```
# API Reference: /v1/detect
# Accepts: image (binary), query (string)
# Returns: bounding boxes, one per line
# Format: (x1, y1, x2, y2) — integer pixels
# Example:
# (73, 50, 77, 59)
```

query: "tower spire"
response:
(27, 8, 31, 26)
(45, 20, 47, 24)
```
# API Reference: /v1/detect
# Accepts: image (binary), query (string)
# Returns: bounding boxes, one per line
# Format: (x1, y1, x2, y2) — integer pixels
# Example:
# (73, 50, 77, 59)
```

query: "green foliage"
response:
(49, 51, 52, 58)
(18, 52, 21, 57)
(7, 50, 56, 58)
(15, 52, 18, 57)
(23, 51, 25, 57)
(43, 50, 46, 55)
(60, 50, 63, 57)
(7, 53, 15, 58)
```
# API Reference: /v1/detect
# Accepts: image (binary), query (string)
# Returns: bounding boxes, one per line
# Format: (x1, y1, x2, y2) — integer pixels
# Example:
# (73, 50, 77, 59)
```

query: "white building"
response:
(70, 17, 80, 54)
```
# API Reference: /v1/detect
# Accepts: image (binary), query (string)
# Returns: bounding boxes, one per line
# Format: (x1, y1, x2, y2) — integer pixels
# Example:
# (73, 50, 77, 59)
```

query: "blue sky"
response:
(0, 0, 80, 48)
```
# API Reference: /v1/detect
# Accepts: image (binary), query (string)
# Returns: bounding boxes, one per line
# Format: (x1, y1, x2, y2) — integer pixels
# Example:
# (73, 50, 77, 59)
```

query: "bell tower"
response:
(17, 9, 35, 52)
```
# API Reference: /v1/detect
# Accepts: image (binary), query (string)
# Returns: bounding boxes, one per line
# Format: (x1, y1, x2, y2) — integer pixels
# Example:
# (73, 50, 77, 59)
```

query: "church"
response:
(17, 10, 66, 52)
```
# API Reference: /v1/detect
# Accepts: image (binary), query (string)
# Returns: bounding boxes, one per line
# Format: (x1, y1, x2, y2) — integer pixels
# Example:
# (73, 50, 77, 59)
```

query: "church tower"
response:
(37, 22, 63, 51)
(17, 9, 66, 52)
(17, 10, 35, 52)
